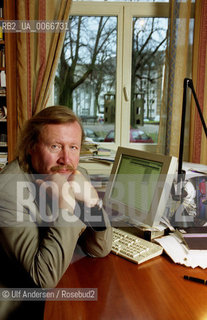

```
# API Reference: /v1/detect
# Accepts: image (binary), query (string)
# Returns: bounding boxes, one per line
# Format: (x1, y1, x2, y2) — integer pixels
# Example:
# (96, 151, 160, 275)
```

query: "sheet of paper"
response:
(155, 233, 207, 269)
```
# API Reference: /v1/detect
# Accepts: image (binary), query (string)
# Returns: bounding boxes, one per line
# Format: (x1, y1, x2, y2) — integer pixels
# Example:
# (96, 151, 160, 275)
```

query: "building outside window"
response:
(54, 0, 194, 153)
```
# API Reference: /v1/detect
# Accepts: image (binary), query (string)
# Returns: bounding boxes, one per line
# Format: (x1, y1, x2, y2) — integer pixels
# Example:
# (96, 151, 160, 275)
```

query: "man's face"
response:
(30, 122, 82, 176)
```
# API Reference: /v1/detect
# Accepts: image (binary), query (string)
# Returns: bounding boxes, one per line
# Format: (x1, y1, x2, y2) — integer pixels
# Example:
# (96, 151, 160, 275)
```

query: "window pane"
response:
(130, 17, 168, 144)
(55, 16, 117, 144)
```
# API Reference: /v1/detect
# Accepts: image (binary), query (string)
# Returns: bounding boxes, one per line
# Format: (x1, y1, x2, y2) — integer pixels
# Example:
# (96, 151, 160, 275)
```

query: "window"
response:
(54, 2, 189, 153)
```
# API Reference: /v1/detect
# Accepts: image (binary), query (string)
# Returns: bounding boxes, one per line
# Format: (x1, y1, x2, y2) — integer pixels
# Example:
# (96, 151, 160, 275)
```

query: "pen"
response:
(189, 169, 207, 175)
(184, 275, 207, 285)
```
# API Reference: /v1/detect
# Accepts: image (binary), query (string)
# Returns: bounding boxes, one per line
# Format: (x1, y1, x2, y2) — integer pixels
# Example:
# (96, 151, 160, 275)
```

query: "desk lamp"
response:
(171, 78, 207, 227)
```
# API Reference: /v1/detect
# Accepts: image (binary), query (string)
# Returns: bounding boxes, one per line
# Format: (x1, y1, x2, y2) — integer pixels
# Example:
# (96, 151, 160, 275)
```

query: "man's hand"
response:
(68, 170, 99, 207)
(36, 173, 76, 213)
(35, 170, 100, 214)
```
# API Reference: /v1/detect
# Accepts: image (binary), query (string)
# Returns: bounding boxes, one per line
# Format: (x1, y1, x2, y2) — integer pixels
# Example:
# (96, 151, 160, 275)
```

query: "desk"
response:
(44, 251, 207, 320)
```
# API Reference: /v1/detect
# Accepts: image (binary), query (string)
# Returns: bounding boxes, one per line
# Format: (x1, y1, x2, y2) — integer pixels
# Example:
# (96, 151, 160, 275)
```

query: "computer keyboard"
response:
(112, 227, 163, 264)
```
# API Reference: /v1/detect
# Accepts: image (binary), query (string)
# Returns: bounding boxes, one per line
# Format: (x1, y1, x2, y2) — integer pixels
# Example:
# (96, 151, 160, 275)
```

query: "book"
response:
(96, 147, 111, 156)
(176, 227, 207, 250)
(0, 88, 6, 96)
(0, 26, 3, 41)
(0, 105, 7, 119)
(0, 70, 6, 87)
(80, 139, 99, 156)
(1, 48, 5, 68)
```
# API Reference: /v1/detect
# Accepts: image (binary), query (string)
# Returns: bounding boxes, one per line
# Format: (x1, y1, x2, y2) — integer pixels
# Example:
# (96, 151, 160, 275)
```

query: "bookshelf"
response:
(0, 0, 16, 168)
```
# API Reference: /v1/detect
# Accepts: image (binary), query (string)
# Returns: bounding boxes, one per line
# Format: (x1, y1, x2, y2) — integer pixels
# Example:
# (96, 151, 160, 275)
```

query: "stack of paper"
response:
(155, 233, 207, 269)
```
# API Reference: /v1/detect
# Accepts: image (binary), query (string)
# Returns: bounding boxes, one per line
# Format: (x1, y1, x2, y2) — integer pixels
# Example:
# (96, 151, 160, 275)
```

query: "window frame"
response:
(53, 2, 194, 153)
(121, 3, 169, 153)
(70, 1, 123, 150)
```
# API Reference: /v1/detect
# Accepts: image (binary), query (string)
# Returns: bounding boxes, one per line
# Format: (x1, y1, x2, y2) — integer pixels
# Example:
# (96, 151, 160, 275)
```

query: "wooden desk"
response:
(44, 250, 207, 320)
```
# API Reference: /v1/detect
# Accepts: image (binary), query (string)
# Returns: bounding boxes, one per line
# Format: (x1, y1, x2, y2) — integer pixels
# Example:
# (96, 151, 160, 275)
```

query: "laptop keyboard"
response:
(112, 227, 163, 264)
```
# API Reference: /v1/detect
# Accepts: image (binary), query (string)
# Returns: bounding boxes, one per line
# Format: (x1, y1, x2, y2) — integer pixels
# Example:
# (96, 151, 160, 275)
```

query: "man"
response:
(0, 106, 112, 319)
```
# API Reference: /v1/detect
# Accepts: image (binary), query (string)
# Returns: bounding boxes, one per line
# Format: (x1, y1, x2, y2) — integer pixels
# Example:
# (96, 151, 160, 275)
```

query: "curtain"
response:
(157, 0, 192, 159)
(189, 0, 207, 165)
(16, 0, 72, 131)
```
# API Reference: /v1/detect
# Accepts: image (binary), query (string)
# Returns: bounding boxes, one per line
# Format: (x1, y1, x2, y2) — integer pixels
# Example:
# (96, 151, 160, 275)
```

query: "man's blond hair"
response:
(17, 106, 84, 172)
